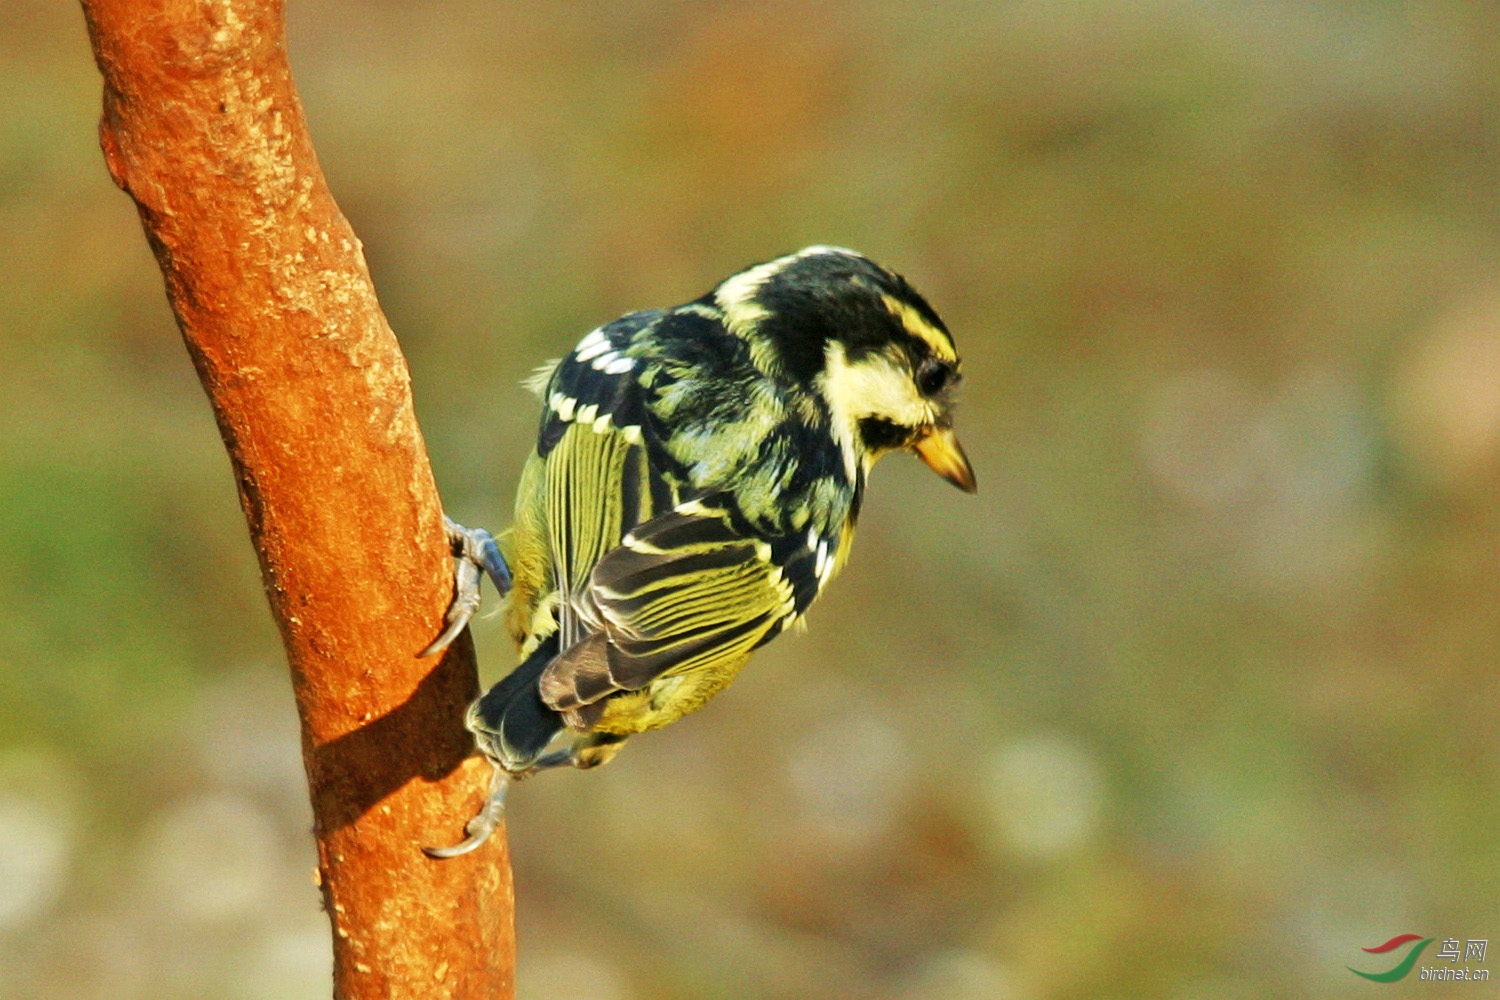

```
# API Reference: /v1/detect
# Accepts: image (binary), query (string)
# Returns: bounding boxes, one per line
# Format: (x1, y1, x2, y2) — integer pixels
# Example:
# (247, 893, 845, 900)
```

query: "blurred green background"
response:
(4, 2, 1499, 997)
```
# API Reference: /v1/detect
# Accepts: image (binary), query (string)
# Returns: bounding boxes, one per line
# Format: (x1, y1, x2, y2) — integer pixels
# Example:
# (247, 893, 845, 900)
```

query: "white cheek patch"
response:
(822, 343, 932, 427)
(819, 341, 936, 478)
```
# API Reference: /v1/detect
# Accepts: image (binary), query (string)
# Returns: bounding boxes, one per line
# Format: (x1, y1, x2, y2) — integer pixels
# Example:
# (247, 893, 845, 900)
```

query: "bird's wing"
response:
(536, 492, 838, 718)
(536, 312, 682, 649)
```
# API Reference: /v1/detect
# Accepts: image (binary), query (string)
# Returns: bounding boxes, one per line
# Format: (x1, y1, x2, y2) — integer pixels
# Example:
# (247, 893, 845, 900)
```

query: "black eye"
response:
(916, 359, 954, 397)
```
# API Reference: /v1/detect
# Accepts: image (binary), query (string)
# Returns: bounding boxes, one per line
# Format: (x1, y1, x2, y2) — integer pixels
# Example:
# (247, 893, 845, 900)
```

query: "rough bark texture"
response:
(79, 1, 515, 996)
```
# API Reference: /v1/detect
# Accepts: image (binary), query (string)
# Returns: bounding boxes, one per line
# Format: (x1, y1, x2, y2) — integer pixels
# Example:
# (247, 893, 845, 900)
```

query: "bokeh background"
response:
(4, 2, 1500, 997)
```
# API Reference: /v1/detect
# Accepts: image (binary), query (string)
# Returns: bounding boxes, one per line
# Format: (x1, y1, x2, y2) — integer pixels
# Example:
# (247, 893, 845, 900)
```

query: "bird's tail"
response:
(467, 634, 566, 773)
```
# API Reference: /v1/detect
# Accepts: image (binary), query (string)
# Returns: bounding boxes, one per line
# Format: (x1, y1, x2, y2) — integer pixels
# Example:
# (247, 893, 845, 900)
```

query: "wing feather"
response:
(532, 313, 677, 647)
(537, 496, 816, 719)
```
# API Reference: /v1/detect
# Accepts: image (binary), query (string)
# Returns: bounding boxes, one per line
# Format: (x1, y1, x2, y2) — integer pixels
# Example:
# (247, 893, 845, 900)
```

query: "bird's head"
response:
(713, 246, 976, 493)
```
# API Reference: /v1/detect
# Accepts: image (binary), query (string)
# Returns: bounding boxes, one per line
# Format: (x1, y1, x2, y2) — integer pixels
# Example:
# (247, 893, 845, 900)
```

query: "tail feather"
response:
(469, 635, 565, 773)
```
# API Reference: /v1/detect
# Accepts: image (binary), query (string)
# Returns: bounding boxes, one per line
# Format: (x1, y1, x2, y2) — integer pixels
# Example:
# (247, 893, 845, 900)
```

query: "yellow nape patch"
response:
(881, 293, 956, 361)
(715, 259, 779, 339)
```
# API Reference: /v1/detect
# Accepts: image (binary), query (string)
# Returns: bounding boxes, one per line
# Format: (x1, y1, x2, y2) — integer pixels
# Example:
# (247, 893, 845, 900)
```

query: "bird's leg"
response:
(424, 734, 630, 857)
(423, 759, 511, 858)
(422, 749, 574, 858)
(419, 516, 512, 657)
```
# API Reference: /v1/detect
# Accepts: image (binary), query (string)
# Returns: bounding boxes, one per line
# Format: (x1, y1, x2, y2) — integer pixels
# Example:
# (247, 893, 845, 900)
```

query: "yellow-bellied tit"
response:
(423, 246, 975, 857)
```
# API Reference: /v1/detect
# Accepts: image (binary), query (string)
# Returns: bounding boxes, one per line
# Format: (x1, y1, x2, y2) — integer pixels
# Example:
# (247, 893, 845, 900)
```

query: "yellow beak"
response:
(913, 425, 977, 493)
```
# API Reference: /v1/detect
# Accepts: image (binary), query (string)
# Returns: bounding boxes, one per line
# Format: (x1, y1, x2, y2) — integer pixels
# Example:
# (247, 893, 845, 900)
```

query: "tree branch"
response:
(79, 1, 514, 996)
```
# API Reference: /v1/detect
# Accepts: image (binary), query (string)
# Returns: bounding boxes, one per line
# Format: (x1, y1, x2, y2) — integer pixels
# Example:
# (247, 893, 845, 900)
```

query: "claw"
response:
(423, 763, 510, 859)
(420, 516, 512, 658)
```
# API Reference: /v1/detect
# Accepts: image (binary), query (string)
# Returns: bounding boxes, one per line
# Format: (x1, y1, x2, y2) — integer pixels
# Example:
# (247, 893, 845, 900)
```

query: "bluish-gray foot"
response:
(423, 760, 511, 858)
(420, 516, 512, 658)
(422, 749, 584, 858)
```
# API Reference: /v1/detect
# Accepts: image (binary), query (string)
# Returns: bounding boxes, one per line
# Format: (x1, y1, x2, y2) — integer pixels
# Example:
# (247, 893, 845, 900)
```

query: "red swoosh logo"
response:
(1363, 934, 1425, 954)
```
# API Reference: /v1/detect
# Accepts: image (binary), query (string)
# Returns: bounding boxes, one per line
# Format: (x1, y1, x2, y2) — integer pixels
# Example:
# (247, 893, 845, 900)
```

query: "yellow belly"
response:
(590, 655, 752, 735)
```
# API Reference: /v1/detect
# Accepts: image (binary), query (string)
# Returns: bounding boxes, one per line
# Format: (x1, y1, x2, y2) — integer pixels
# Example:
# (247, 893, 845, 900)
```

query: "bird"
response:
(422, 246, 975, 857)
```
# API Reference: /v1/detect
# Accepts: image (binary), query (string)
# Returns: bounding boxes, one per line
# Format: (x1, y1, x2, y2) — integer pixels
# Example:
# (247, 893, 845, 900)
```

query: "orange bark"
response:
(79, 1, 514, 996)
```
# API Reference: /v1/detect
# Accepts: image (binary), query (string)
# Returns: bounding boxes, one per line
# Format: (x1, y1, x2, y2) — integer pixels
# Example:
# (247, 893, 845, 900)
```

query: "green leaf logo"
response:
(1347, 935, 1434, 983)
